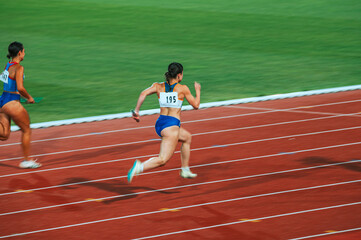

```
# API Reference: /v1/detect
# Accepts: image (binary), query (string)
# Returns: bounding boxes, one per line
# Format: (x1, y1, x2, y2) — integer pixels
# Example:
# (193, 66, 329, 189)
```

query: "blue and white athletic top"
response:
(1, 62, 19, 92)
(158, 82, 183, 109)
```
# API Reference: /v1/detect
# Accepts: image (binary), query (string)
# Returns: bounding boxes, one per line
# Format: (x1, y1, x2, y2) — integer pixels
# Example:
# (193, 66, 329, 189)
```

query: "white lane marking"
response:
(227, 105, 361, 117)
(0, 126, 360, 179)
(1, 98, 360, 148)
(0, 114, 340, 161)
(0, 181, 360, 239)
(228, 98, 361, 113)
(0, 139, 157, 162)
(0, 125, 155, 148)
(193, 114, 361, 136)
(0, 153, 157, 178)
(1, 139, 360, 197)
(1, 119, 360, 163)
(0, 160, 360, 217)
(289, 227, 361, 240)
(134, 202, 361, 240)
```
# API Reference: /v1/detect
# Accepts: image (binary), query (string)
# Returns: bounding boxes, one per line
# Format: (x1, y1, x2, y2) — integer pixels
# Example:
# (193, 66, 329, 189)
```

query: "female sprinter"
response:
(0, 41, 41, 168)
(127, 62, 201, 183)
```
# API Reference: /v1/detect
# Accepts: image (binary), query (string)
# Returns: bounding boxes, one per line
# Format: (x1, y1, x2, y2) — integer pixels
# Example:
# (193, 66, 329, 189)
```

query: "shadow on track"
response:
(61, 177, 179, 204)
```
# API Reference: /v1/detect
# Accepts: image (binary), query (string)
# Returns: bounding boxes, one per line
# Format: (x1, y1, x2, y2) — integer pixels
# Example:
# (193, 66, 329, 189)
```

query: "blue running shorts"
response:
(155, 115, 181, 137)
(0, 92, 20, 108)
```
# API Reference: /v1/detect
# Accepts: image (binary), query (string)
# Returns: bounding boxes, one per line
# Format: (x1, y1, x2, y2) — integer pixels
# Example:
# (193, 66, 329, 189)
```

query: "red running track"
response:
(0, 90, 360, 239)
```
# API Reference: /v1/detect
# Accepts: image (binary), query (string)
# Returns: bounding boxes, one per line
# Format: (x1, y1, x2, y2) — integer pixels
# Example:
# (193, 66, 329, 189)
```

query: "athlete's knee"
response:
(157, 157, 168, 167)
(20, 126, 31, 134)
(0, 129, 10, 141)
(187, 134, 192, 143)
(184, 133, 192, 144)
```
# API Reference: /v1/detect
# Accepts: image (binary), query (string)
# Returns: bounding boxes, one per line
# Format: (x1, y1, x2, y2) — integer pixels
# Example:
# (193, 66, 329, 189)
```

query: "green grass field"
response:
(1, 0, 360, 123)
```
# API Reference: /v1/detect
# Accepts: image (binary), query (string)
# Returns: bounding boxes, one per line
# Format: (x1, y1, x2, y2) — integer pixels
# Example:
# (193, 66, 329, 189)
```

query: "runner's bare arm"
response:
(184, 82, 201, 109)
(16, 66, 34, 104)
(133, 83, 158, 115)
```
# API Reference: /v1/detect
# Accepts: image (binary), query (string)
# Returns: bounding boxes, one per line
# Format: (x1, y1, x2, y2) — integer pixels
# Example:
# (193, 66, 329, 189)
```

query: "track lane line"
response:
(0, 160, 360, 217)
(227, 105, 361, 117)
(0, 94, 358, 238)
(1, 98, 360, 148)
(0, 139, 157, 162)
(0, 127, 360, 178)
(289, 227, 361, 240)
(134, 202, 361, 240)
(1, 120, 360, 163)
(1, 142, 361, 197)
(0, 115, 340, 161)
(0, 180, 360, 239)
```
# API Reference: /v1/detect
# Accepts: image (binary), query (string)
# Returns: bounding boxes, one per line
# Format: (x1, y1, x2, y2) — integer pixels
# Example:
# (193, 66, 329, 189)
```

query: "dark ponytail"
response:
(7, 41, 24, 60)
(164, 62, 183, 84)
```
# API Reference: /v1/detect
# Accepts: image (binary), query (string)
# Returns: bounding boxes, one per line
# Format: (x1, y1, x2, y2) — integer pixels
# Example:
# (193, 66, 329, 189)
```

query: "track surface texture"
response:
(1, 90, 360, 240)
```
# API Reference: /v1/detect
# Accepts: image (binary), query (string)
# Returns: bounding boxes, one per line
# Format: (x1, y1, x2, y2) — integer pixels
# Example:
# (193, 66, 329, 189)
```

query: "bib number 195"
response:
(166, 96, 177, 103)
(0, 70, 9, 84)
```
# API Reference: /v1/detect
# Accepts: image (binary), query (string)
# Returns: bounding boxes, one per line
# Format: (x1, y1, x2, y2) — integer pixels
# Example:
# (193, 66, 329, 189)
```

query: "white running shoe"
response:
(180, 168, 197, 179)
(19, 160, 41, 169)
(127, 160, 142, 183)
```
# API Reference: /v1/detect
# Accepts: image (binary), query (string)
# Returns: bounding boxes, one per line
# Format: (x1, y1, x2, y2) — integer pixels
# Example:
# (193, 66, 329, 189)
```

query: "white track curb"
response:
(10, 84, 361, 132)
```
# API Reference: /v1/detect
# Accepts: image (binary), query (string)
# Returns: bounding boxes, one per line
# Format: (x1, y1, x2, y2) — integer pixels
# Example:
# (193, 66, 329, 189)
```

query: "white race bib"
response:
(0, 70, 9, 84)
(159, 92, 182, 108)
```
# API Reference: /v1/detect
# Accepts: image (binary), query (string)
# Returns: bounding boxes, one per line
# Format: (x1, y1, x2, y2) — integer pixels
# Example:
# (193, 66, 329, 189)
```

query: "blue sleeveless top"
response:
(164, 82, 178, 92)
(3, 62, 18, 92)
(159, 82, 183, 109)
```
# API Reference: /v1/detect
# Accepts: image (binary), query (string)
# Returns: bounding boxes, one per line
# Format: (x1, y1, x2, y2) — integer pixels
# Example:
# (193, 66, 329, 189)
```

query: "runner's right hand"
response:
(27, 97, 35, 104)
(194, 82, 201, 91)
(132, 110, 140, 122)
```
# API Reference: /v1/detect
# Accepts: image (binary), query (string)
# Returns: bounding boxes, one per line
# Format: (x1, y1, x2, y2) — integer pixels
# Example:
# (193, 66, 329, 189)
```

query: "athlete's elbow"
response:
(140, 91, 148, 98)
(17, 88, 26, 94)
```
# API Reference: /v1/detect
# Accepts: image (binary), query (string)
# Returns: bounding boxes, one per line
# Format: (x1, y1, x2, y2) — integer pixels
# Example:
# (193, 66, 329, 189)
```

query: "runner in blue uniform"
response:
(0, 42, 41, 168)
(128, 62, 201, 183)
